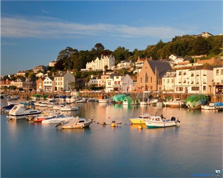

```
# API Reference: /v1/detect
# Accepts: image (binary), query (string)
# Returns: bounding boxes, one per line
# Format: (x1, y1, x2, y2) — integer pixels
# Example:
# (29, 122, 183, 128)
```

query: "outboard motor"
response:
(171, 117, 176, 121)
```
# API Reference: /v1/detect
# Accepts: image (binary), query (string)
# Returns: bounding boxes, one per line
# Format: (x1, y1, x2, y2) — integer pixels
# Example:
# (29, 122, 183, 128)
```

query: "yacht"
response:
(9, 104, 41, 119)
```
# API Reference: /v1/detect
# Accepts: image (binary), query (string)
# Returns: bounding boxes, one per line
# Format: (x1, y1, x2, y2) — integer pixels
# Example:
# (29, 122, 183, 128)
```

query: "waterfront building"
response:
(162, 71, 176, 93)
(88, 75, 102, 87)
(174, 68, 213, 94)
(43, 77, 55, 92)
(136, 60, 171, 92)
(54, 71, 75, 91)
(36, 77, 45, 92)
(120, 74, 134, 93)
(213, 67, 223, 94)
(33, 65, 46, 73)
(10, 78, 33, 90)
(105, 74, 122, 93)
(86, 55, 115, 71)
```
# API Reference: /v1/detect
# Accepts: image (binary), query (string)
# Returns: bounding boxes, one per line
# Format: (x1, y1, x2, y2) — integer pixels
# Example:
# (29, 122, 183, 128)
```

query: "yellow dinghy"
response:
(129, 113, 151, 124)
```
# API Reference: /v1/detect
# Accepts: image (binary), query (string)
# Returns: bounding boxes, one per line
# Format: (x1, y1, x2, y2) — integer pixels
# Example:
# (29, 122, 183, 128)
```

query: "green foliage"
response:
(53, 35, 221, 74)
(113, 47, 131, 64)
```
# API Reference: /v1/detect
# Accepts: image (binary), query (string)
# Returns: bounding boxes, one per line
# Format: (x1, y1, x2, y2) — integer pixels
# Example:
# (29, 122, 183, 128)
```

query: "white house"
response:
(162, 71, 176, 93)
(117, 60, 132, 69)
(120, 74, 133, 93)
(49, 60, 57, 67)
(105, 74, 133, 93)
(213, 67, 223, 94)
(86, 55, 115, 71)
(54, 71, 75, 91)
(200, 32, 213, 38)
(169, 54, 184, 65)
(174, 68, 213, 94)
(43, 77, 54, 92)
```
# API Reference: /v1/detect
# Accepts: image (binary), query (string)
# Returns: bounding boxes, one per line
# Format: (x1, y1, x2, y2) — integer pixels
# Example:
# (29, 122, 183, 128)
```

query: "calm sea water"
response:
(1, 101, 222, 178)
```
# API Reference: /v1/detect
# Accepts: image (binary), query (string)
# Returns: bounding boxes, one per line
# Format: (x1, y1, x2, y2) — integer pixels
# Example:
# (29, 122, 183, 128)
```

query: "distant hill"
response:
(53, 33, 222, 71)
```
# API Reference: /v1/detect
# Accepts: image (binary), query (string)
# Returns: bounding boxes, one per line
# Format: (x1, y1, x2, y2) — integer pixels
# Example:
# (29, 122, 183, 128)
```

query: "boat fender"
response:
(138, 125, 143, 129)
(111, 123, 116, 127)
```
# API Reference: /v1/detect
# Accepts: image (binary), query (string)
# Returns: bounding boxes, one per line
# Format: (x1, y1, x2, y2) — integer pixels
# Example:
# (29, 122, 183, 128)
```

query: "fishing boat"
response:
(201, 103, 217, 110)
(59, 117, 92, 129)
(163, 98, 185, 108)
(185, 95, 208, 110)
(145, 115, 180, 128)
(42, 115, 73, 124)
(129, 113, 151, 124)
(8, 104, 41, 119)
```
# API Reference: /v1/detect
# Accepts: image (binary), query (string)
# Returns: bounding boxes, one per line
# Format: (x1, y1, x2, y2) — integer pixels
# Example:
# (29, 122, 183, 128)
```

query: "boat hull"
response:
(145, 121, 177, 128)
(130, 118, 148, 124)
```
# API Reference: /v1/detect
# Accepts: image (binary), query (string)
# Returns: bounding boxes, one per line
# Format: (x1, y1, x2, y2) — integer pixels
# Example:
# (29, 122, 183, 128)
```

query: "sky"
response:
(1, 1, 222, 76)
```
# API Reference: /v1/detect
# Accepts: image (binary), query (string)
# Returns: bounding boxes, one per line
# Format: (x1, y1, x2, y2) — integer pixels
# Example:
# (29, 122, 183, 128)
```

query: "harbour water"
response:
(1, 102, 222, 177)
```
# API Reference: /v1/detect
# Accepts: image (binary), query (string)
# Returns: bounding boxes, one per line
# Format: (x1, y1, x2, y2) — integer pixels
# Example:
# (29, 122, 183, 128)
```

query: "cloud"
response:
(2, 16, 187, 39)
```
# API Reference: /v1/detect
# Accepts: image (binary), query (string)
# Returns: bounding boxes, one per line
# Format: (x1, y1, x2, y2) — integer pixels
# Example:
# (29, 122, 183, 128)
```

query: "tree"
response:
(193, 37, 210, 55)
(55, 59, 65, 71)
(94, 43, 104, 51)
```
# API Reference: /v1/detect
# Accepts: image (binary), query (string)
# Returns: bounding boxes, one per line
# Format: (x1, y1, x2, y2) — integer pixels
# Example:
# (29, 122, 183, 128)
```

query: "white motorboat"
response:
(60, 117, 92, 129)
(145, 115, 180, 128)
(201, 103, 217, 110)
(8, 104, 41, 119)
(60, 105, 78, 111)
(42, 114, 73, 124)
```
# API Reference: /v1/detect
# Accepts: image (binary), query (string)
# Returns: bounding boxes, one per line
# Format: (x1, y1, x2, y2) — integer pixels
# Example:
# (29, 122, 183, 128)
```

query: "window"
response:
(145, 73, 148, 83)
(221, 69, 223, 75)
(216, 69, 219, 75)
(179, 71, 181, 75)
(192, 87, 199, 91)
(141, 78, 142, 83)
(151, 77, 152, 82)
(203, 86, 206, 91)
(167, 79, 169, 83)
